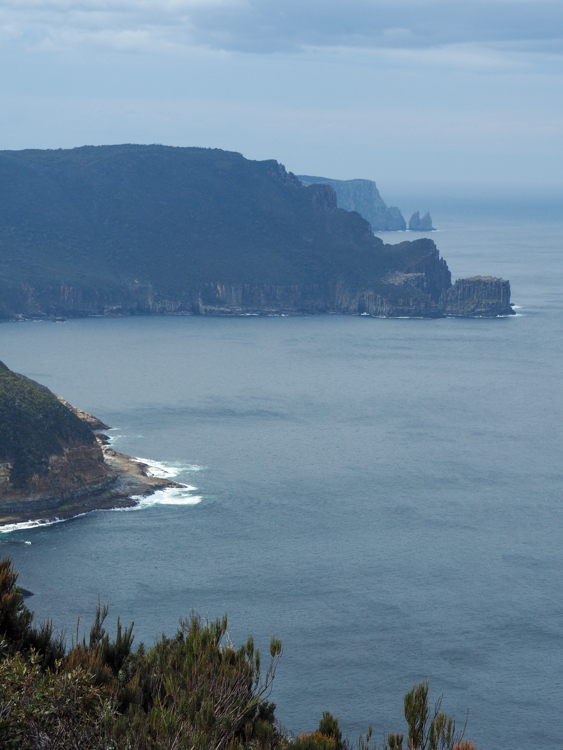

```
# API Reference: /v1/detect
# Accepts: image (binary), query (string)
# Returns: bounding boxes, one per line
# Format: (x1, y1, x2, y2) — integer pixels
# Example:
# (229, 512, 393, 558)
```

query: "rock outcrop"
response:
(0, 362, 182, 524)
(297, 175, 406, 231)
(409, 211, 434, 231)
(442, 277, 514, 317)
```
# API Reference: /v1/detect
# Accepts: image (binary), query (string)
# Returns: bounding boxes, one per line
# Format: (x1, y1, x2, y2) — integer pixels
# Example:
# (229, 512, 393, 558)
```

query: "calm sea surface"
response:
(1, 208, 562, 749)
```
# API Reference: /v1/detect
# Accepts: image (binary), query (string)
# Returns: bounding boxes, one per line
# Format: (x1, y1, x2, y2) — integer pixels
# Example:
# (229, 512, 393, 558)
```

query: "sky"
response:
(1, 0, 562, 197)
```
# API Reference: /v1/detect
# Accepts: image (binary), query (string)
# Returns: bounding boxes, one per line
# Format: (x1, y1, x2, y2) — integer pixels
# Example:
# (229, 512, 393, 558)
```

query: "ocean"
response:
(1, 205, 562, 749)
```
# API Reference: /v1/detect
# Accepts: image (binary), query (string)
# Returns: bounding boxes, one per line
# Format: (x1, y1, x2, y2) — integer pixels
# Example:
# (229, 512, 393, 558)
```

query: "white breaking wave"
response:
(133, 488, 203, 507)
(0, 514, 88, 536)
(134, 457, 205, 480)
(0, 457, 205, 535)
(131, 457, 205, 506)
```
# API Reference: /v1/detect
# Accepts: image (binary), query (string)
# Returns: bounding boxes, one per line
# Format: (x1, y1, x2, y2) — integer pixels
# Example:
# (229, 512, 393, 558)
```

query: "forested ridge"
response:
(0, 144, 437, 294)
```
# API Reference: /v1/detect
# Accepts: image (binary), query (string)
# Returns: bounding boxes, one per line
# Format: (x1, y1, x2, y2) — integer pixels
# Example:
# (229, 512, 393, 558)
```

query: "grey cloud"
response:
(187, 1, 563, 54)
(1, 0, 562, 55)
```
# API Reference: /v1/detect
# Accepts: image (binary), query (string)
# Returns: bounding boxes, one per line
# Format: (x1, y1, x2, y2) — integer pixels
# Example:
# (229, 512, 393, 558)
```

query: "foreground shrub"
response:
(0, 548, 480, 750)
(0, 649, 116, 749)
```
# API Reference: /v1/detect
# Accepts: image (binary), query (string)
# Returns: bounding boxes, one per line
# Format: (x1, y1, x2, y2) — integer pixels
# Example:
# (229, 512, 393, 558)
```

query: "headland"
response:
(0, 362, 182, 528)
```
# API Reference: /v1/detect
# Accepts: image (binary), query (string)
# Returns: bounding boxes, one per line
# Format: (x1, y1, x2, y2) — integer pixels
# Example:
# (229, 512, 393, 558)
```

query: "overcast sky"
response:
(1, 0, 562, 194)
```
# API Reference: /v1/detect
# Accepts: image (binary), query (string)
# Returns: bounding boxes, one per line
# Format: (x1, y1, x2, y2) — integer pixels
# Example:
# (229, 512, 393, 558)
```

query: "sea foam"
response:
(0, 457, 204, 536)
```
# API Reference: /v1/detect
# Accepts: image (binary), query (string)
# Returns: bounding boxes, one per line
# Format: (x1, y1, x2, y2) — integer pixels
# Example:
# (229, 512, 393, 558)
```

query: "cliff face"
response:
(297, 175, 406, 231)
(0, 249, 513, 319)
(0, 362, 112, 510)
(0, 440, 111, 511)
(442, 277, 514, 317)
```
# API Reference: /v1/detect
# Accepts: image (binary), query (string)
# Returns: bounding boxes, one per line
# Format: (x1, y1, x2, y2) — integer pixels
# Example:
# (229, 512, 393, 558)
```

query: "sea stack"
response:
(409, 211, 434, 231)
(442, 277, 515, 317)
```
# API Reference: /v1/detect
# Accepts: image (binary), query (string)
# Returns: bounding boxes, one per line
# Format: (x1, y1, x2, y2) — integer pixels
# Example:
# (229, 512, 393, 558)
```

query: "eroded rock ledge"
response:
(0, 442, 182, 527)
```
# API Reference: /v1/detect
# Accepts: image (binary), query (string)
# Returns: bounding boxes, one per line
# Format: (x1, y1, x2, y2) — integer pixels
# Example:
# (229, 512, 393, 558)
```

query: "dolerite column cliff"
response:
(442, 277, 514, 317)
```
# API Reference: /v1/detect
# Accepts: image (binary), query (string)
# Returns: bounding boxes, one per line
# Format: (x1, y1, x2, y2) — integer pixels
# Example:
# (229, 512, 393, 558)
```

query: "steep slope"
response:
(297, 175, 406, 230)
(0, 362, 185, 523)
(0, 362, 110, 503)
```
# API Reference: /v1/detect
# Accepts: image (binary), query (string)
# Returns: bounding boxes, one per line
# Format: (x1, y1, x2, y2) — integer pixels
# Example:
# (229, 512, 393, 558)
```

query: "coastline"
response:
(0, 441, 183, 528)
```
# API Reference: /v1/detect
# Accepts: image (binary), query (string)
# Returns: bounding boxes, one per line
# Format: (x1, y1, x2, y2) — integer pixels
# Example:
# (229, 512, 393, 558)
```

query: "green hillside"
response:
(0, 144, 434, 293)
(0, 362, 95, 488)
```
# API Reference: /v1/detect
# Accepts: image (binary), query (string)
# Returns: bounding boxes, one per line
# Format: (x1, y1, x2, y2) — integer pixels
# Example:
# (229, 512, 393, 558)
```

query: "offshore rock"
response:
(409, 211, 434, 231)
(442, 277, 515, 317)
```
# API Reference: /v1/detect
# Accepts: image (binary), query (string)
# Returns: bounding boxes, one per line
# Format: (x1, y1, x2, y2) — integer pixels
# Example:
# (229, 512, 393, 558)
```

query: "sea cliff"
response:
(0, 248, 513, 319)
(0, 145, 513, 320)
(297, 174, 406, 230)
(442, 277, 513, 317)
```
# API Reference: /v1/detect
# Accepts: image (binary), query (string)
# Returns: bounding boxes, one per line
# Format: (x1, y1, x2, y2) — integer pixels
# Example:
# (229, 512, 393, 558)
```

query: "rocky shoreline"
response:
(0, 441, 182, 528)
(0, 435, 183, 533)
(0, 273, 514, 321)
(0, 369, 184, 529)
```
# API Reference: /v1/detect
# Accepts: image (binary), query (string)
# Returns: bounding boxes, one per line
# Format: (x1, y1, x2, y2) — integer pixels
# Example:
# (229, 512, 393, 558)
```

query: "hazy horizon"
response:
(1, 1, 562, 194)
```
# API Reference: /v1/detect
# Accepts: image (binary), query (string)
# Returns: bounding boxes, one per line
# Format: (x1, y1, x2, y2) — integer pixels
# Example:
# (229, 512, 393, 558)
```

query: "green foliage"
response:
(403, 681, 464, 750)
(107, 613, 282, 750)
(0, 551, 65, 668)
(0, 553, 32, 645)
(317, 712, 343, 749)
(0, 650, 117, 749)
(0, 550, 480, 750)
(0, 361, 95, 487)
(292, 711, 344, 750)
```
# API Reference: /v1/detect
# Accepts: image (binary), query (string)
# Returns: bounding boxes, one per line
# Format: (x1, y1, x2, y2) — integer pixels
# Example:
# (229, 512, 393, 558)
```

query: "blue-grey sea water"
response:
(1, 206, 562, 749)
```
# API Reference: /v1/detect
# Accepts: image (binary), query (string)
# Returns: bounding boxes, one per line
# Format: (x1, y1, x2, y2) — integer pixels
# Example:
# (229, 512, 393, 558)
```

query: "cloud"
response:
(0, 0, 562, 58)
(188, 1, 563, 55)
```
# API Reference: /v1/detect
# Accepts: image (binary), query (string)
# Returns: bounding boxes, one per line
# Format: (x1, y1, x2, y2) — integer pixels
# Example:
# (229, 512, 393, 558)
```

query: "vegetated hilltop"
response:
(0, 144, 512, 318)
(297, 175, 406, 231)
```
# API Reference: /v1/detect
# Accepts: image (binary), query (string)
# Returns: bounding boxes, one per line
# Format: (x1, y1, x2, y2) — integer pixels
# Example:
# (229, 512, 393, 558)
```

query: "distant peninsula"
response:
(0, 145, 512, 318)
(0, 361, 179, 526)
(296, 175, 406, 231)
